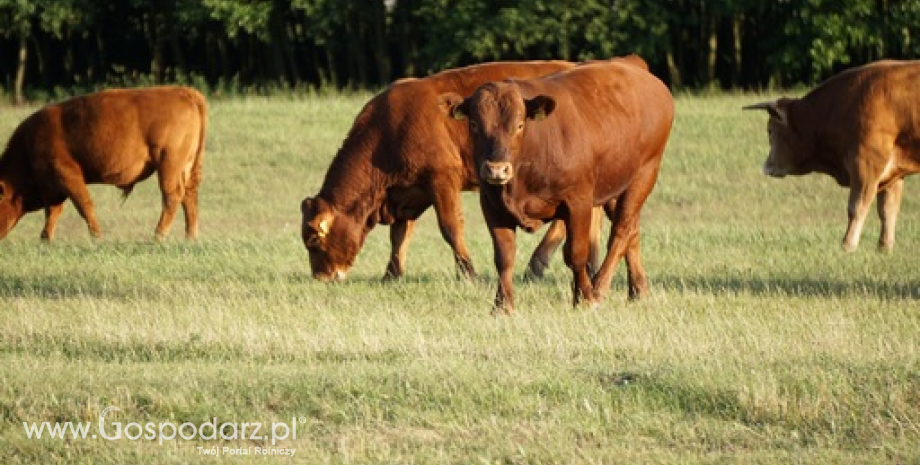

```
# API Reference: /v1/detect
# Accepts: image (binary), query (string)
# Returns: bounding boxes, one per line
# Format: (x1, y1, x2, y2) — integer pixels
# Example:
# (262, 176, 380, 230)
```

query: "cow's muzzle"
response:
(313, 269, 348, 282)
(762, 160, 787, 178)
(481, 161, 514, 185)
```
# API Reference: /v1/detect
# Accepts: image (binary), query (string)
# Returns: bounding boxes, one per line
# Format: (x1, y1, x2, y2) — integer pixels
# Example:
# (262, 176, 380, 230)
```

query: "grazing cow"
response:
(0, 86, 207, 241)
(301, 60, 604, 281)
(744, 60, 920, 252)
(445, 55, 674, 313)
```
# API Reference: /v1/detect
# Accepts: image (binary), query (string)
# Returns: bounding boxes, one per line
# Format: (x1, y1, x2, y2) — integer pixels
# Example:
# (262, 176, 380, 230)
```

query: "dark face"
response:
(0, 180, 24, 240)
(300, 197, 365, 281)
(452, 83, 556, 185)
(745, 98, 807, 177)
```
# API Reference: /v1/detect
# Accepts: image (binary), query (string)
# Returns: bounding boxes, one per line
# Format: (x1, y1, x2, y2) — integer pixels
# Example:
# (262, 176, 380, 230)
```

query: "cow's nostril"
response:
(481, 161, 514, 185)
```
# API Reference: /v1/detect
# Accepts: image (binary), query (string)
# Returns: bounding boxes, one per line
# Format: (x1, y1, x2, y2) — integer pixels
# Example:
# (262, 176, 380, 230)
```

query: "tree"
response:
(0, 0, 36, 103)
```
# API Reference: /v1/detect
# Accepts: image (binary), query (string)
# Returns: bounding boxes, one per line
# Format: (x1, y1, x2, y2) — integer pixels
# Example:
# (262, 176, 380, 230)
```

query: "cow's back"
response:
(513, 61, 673, 198)
(797, 61, 920, 126)
(322, 61, 576, 191)
(53, 87, 205, 186)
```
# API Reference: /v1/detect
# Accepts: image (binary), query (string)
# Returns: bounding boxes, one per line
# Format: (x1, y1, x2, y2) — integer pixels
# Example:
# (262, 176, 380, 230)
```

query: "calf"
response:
(0, 86, 207, 240)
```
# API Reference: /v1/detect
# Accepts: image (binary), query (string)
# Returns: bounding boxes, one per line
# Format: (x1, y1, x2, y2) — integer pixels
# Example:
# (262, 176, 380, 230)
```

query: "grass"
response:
(0, 92, 918, 464)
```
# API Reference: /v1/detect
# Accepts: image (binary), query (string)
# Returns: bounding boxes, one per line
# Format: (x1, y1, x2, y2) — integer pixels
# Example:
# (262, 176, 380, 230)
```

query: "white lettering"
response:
(159, 422, 177, 445)
(219, 422, 238, 440)
(178, 422, 197, 440)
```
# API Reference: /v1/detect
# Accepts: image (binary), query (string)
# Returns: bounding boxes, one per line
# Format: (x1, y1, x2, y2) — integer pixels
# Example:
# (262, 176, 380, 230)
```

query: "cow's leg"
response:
(525, 220, 565, 280)
(181, 177, 200, 240)
(591, 199, 630, 300)
(154, 162, 186, 240)
(483, 201, 516, 314)
(876, 178, 903, 252)
(40, 202, 65, 241)
(588, 206, 604, 277)
(562, 205, 597, 308)
(431, 179, 476, 278)
(592, 165, 658, 301)
(383, 219, 416, 280)
(624, 230, 647, 300)
(843, 178, 879, 253)
(525, 207, 602, 280)
(54, 161, 102, 238)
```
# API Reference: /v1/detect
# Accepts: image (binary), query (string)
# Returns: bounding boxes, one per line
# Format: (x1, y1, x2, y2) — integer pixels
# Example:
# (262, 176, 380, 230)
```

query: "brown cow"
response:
(0, 86, 206, 241)
(301, 60, 603, 281)
(744, 60, 920, 252)
(445, 55, 674, 313)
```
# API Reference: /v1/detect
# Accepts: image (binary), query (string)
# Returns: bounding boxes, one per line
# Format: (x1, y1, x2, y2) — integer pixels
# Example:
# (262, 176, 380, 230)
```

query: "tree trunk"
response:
(706, 16, 718, 87)
(14, 35, 28, 105)
(371, 0, 390, 84)
(147, 3, 165, 83)
(732, 15, 742, 87)
(666, 50, 682, 89)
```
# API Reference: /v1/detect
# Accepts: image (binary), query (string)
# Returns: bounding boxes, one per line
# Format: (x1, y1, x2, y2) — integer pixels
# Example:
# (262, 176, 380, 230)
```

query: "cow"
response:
(0, 86, 207, 241)
(744, 60, 920, 252)
(444, 55, 674, 313)
(300, 60, 604, 281)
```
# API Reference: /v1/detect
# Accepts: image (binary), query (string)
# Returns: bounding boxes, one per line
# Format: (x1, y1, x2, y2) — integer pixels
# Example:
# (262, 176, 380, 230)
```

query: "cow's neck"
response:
(487, 183, 547, 233)
(790, 97, 850, 186)
(318, 148, 389, 225)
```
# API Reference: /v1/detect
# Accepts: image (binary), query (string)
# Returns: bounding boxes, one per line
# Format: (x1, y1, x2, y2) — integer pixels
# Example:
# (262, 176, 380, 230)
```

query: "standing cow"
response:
(445, 56, 674, 313)
(301, 60, 603, 281)
(0, 86, 207, 241)
(744, 60, 920, 252)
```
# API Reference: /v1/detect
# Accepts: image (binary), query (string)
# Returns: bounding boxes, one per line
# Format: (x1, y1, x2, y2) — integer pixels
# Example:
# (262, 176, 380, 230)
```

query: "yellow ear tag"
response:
(532, 110, 547, 121)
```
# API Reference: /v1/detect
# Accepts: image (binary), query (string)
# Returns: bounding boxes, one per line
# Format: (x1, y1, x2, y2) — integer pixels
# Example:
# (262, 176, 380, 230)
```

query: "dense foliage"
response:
(1, 0, 919, 101)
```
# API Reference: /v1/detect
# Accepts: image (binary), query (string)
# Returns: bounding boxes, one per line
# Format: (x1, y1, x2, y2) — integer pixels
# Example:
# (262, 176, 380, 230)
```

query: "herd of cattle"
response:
(1, 55, 918, 313)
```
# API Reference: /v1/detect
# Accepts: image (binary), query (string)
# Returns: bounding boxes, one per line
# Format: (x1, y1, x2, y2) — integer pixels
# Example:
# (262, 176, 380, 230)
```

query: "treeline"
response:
(2, 0, 919, 102)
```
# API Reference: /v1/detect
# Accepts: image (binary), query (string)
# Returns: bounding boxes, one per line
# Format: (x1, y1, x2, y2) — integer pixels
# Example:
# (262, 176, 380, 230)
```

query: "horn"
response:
(742, 101, 775, 111)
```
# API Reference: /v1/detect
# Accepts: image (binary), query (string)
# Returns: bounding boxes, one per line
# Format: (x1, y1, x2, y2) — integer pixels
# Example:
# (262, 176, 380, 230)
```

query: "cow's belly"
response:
(77, 146, 156, 186)
(388, 187, 432, 219)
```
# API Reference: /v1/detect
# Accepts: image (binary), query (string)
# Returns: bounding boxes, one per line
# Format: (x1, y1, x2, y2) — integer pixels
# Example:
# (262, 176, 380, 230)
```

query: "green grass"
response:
(1, 93, 918, 464)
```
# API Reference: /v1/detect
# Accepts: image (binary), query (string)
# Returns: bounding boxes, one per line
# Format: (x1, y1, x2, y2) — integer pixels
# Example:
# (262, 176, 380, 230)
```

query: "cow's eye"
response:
(516, 122, 525, 132)
(306, 235, 321, 247)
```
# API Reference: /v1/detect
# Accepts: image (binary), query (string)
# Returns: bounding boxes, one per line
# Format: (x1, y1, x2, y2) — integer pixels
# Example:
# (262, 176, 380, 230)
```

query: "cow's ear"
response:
(525, 95, 556, 121)
(309, 209, 335, 239)
(302, 197, 335, 244)
(437, 92, 468, 120)
(0, 182, 5, 202)
(301, 197, 315, 215)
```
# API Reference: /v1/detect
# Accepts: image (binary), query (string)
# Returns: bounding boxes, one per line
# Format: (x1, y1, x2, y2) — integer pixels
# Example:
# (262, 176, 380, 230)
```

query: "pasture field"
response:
(1, 92, 918, 464)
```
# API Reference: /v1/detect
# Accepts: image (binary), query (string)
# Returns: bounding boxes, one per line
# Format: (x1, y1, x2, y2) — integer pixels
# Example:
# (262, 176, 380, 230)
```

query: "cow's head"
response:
(300, 196, 362, 281)
(0, 179, 24, 240)
(744, 98, 809, 177)
(440, 83, 555, 185)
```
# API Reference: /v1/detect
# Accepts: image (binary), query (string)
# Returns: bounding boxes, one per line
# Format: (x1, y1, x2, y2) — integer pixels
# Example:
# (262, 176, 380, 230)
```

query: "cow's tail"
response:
(187, 88, 207, 194)
(120, 185, 135, 204)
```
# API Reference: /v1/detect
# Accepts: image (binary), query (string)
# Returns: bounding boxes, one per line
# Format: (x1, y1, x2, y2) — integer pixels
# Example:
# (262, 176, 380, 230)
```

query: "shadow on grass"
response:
(654, 274, 920, 299)
(516, 268, 920, 300)
(0, 275, 151, 301)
